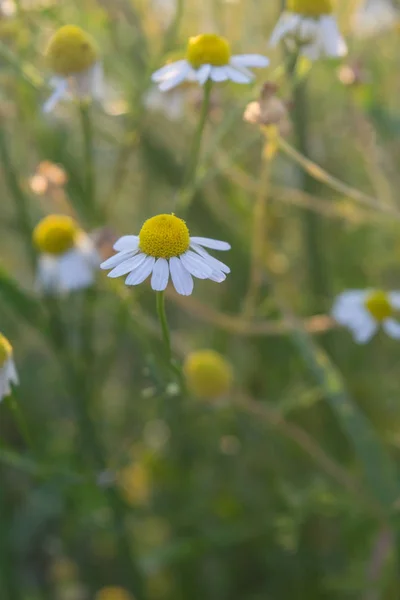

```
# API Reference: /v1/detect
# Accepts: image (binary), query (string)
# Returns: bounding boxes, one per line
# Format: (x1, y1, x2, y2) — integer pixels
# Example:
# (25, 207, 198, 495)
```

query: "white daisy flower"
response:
(0, 333, 18, 402)
(270, 0, 347, 60)
(43, 25, 103, 113)
(332, 289, 400, 344)
(151, 33, 269, 91)
(100, 213, 231, 296)
(33, 215, 100, 295)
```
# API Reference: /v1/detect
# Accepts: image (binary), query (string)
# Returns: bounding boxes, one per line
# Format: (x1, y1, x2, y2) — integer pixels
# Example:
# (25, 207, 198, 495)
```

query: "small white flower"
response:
(33, 215, 100, 295)
(332, 289, 400, 344)
(0, 334, 18, 402)
(152, 33, 269, 91)
(352, 0, 398, 39)
(44, 25, 103, 113)
(270, 0, 347, 60)
(100, 213, 231, 296)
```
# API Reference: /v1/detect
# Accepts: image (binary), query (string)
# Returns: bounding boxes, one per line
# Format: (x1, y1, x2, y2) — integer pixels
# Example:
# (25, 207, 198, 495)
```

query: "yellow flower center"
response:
(46, 25, 98, 76)
(184, 350, 233, 399)
(139, 214, 190, 259)
(0, 334, 12, 367)
(187, 34, 231, 68)
(364, 290, 392, 321)
(33, 215, 79, 255)
(95, 587, 133, 600)
(287, 0, 333, 16)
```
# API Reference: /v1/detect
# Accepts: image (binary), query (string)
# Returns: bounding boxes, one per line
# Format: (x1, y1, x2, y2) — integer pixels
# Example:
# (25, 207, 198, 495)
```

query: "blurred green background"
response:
(2, 0, 400, 598)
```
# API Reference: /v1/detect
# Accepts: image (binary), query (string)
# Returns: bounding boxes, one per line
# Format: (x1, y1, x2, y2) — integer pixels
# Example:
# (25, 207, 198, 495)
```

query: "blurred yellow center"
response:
(139, 214, 190, 259)
(95, 587, 133, 600)
(33, 215, 79, 255)
(287, 0, 333, 15)
(184, 350, 233, 399)
(187, 34, 231, 68)
(0, 334, 12, 367)
(46, 25, 98, 76)
(364, 290, 392, 321)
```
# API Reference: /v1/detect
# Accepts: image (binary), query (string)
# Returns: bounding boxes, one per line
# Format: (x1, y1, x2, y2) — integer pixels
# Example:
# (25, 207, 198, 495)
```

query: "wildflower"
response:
(152, 33, 269, 91)
(332, 289, 400, 344)
(33, 214, 100, 294)
(243, 82, 291, 135)
(100, 214, 230, 296)
(95, 587, 133, 600)
(0, 333, 18, 402)
(270, 0, 347, 60)
(183, 349, 233, 399)
(352, 0, 398, 38)
(44, 25, 103, 113)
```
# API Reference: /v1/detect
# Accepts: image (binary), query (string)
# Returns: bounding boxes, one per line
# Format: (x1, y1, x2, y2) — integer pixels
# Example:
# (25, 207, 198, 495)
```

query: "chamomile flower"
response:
(332, 289, 400, 344)
(33, 215, 100, 294)
(152, 33, 269, 91)
(270, 0, 347, 60)
(0, 333, 18, 402)
(100, 214, 230, 296)
(183, 349, 233, 399)
(44, 25, 103, 113)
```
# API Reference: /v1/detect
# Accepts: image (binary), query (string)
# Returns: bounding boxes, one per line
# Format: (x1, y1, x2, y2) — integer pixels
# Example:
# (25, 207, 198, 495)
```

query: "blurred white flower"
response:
(44, 25, 103, 113)
(152, 33, 269, 91)
(270, 0, 347, 60)
(332, 289, 400, 344)
(0, 333, 18, 402)
(0, 0, 16, 17)
(33, 215, 100, 295)
(352, 0, 398, 38)
(101, 214, 230, 296)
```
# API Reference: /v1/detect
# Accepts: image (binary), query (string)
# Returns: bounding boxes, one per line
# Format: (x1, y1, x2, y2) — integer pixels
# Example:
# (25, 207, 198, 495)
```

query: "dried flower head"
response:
(244, 82, 291, 136)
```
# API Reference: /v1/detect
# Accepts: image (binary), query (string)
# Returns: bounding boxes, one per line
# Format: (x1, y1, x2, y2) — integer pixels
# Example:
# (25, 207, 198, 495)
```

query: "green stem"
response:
(162, 0, 184, 53)
(156, 291, 171, 362)
(79, 101, 97, 225)
(5, 391, 35, 454)
(0, 123, 35, 270)
(288, 56, 329, 312)
(45, 299, 145, 599)
(176, 80, 213, 212)
(0, 477, 21, 600)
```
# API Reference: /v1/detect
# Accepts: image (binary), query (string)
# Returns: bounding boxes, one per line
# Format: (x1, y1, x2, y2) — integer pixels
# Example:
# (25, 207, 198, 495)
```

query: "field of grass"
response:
(2, 0, 400, 599)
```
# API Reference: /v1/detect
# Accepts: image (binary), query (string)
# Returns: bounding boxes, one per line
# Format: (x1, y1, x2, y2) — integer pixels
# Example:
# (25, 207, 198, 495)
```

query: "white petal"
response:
(179, 251, 213, 279)
(151, 258, 169, 291)
(230, 54, 269, 68)
(225, 66, 253, 84)
(36, 255, 59, 292)
(210, 66, 229, 82)
(5, 359, 18, 386)
(43, 77, 69, 113)
(159, 63, 192, 91)
(196, 64, 212, 85)
(389, 292, 400, 310)
(350, 315, 377, 344)
(383, 319, 400, 340)
(58, 249, 95, 291)
(320, 15, 348, 57)
(190, 237, 231, 251)
(208, 271, 226, 283)
(113, 235, 139, 252)
(169, 257, 194, 296)
(125, 256, 155, 285)
(108, 252, 144, 278)
(331, 291, 368, 325)
(151, 60, 188, 82)
(101, 249, 136, 270)
(190, 243, 230, 274)
(269, 13, 301, 46)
